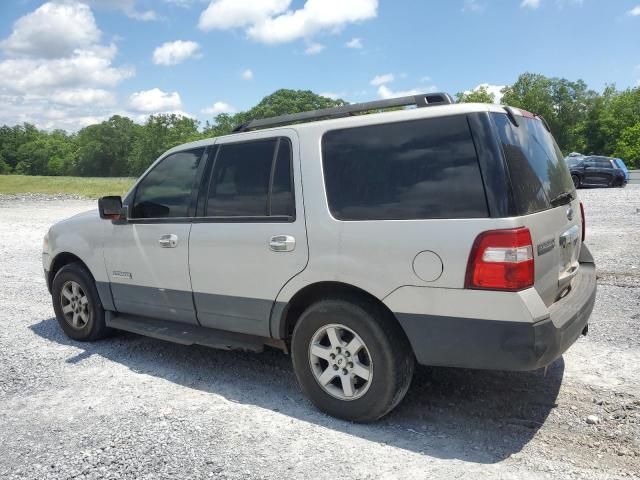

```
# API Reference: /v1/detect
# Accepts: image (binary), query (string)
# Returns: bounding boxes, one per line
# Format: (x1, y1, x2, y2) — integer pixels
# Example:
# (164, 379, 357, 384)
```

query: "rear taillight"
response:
(465, 227, 534, 291)
(580, 201, 585, 241)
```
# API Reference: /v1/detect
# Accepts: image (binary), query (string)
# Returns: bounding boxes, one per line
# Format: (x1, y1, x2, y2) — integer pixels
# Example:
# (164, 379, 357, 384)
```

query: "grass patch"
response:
(0, 175, 135, 198)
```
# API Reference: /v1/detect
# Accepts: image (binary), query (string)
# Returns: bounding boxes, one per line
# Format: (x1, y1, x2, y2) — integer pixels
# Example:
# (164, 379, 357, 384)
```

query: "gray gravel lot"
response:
(0, 186, 639, 479)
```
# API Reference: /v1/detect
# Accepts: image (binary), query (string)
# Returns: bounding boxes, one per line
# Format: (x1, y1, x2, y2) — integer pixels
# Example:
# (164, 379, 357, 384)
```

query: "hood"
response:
(66, 208, 99, 222)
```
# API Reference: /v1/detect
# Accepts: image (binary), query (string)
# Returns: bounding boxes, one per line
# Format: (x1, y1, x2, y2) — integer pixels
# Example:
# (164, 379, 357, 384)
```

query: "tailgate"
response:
(491, 111, 581, 306)
(520, 198, 582, 306)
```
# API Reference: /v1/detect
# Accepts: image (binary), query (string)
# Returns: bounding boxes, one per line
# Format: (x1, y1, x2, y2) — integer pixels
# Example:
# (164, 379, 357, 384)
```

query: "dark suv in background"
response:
(568, 156, 628, 188)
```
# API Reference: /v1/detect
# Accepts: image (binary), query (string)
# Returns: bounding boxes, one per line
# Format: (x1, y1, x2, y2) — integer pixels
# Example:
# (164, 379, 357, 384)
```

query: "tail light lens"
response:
(579, 201, 585, 241)
(465, 227, 534, 291)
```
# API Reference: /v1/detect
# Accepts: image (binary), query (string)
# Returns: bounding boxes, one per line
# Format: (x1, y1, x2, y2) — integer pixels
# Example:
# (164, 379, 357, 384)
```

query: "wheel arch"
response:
(271, 281, 410, 347)
(48, 252, 88, 291)
(47, 252, 115, 311)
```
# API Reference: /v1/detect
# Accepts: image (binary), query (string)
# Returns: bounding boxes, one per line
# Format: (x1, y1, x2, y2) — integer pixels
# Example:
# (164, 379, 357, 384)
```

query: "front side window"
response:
(131, 148, 204, 219)
(321, 116, 488, 221)
(206, 138, 294, 218)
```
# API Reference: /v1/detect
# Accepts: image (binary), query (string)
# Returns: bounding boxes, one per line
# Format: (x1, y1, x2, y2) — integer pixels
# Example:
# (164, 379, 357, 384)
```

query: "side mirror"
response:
(98, 196, 123, 220)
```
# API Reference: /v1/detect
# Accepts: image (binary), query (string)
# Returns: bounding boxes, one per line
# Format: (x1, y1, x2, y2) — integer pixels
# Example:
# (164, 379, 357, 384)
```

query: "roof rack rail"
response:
(232, 92, 455, 133)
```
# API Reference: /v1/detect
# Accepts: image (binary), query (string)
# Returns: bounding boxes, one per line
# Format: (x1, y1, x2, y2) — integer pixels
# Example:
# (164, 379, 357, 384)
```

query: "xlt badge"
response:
(112, 271, 132, 279)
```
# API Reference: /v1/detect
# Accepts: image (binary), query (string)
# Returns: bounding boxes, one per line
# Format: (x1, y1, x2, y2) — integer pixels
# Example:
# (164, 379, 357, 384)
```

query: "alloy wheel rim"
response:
(308, 323, 373, 401)
(60, 280, 91, 329)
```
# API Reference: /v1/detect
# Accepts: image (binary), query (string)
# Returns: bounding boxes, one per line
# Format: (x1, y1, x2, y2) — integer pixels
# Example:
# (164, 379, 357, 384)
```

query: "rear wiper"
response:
(549, 191, 574, 207)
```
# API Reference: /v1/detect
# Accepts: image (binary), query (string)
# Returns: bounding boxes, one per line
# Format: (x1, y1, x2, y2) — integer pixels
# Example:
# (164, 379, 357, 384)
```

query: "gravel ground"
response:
(0, 186, 639, 480)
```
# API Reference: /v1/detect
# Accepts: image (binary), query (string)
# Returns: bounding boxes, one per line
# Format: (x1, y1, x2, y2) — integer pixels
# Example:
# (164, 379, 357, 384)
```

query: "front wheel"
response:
(51, 262, 111, 341)
(291, 297, 414, 422)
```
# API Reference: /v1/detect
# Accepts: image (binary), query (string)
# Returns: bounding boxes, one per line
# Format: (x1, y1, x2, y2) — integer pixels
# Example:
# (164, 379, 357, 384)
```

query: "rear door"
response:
(492, 113, 581, 306)
(188, 131, 308, 337)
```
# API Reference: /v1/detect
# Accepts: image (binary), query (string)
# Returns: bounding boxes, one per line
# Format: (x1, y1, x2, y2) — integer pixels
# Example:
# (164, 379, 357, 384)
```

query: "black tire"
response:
(571, 174, 581, 189)
(291, 296, 415, 422)
(51, 262, 111, 341)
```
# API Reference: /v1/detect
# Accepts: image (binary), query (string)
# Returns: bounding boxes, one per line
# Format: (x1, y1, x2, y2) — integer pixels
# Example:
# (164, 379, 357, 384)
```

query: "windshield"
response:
(492, 113, 576, 215)
(614, 158, 628, 171)
(566, 158, 582, 167)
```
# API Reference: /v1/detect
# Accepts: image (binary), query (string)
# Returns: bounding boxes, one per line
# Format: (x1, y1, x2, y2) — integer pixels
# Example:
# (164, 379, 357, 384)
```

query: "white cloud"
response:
(50, 88, 116, 106)
(304, 42, 325, 55)
(248, 0, 378, 44)
(628, 6, 640, 16)
(129, 88, 183, 112)
(0, 2, 135, 130)
(241, 68, 253, 80)
(202, 101, 237, 115)
(0, 45, 134, 94)
(370, 73, 394, 86)
(0, 2, 101, 58)
(87, 0, 158, 21)
(153, 40, 201, 65)
(319, 92, 343, 100)
(463, 83, 506, 103)
(199, 0, 378, 45)
(521, 0, 541, 8)
(377, 85, 432, 100)
(199, 0, 290, 30)
(345, 37, 363, 49)
(462, 0, 484, 13)
(0, 92, 116, 131)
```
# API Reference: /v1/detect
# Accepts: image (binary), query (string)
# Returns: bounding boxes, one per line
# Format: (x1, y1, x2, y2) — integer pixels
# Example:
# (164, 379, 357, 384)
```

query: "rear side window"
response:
(206, 138, 294, 218)
(321, 116, 488, 221)
(131, 148, 204, 219)
(492, 113, 574, 215)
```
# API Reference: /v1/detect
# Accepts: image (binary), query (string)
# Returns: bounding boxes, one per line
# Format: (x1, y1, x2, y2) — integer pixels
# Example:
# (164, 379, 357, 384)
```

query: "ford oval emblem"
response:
(566, 206, 574, 221)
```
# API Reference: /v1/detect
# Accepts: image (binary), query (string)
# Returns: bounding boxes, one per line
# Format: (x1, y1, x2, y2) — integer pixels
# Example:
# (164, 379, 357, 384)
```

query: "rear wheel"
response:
(571, 174, 581, 189)
(291, 297, 414, 422)
(52, 262, 111, 341)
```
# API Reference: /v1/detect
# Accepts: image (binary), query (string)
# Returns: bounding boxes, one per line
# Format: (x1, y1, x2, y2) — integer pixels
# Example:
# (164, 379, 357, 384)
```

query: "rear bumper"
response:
(392, 248, 597, 371)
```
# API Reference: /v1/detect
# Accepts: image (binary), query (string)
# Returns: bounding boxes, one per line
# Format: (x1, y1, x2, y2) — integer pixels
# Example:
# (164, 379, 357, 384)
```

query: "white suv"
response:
(43, 93, 596, 422)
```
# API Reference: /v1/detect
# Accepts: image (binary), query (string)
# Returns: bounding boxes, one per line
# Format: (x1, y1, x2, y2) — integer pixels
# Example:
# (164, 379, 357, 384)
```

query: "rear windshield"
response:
(321, 115, 488, 220)
(492, 113, 575, 215)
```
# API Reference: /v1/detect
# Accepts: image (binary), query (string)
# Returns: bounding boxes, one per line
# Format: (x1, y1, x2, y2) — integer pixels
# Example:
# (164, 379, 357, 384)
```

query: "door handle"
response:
(269, 235, 295, 252)
(158, 234, 178, 248)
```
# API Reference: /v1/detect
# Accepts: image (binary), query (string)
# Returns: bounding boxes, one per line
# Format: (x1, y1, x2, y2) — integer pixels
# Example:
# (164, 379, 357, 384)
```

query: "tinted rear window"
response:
(492, 113, 574, 215)
(321, 116, 488, 221)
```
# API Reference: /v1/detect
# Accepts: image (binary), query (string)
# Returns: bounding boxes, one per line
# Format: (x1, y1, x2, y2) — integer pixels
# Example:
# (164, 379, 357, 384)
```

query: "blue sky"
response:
(0, 0, 639, 130)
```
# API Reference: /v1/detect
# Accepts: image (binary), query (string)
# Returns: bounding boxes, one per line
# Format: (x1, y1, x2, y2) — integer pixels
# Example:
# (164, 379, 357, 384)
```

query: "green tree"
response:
(15, 138, 51, 175)
(615, 123, 640, 168)
(129, 114, 200, 175)
(455, 86, 496, 104)
(0, 153, 10, 174)
(501, 73, 596, 153)
(76, 115, 140, 176)
(0, 123, 41, 171)
(203, 89, 346, 137)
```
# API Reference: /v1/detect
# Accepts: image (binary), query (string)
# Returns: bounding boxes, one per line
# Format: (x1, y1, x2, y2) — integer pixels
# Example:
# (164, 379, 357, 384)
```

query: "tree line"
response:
(1, 73, 639, 177)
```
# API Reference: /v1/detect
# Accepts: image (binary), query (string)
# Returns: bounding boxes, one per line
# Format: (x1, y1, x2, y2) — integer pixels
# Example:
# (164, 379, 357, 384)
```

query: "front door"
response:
(103, 147, 207, 325)
(189, 131, 308, 337)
